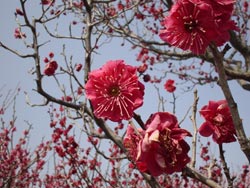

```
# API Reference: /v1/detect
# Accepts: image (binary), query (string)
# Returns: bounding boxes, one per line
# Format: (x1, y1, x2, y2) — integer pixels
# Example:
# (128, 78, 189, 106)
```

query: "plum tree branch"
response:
(190, 89, 199, 168)
(229, 31, 250, 72)
(219, 144, 234, 187)
(81, 2, 163, 187)
(183, 166, 221, 188)
(0, 41, 34, 59)
(209, 44, 250, 163)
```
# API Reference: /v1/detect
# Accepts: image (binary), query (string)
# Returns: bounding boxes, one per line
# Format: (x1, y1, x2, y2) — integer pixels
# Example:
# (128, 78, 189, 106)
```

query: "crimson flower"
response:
(85, 60, 145, 122)
(199, 100, 236, 144)
(137, 63, 148, 74)
(75, 64, 83, 72)
(137, 112, 191, 176)
(164, 79, 176, 93)
(123, 125, 142, 161)
(159, 0, 219, 54)
(123, 125, 148, 172)
(14, 28, 26, 39)
(208, 0, 235, 16)
(159, 0, 237, 54)
(43, 61, 58, 76)
(204, 0, 238, 46)
(15, 8, 24, 16)
(41, 0, 54, 5)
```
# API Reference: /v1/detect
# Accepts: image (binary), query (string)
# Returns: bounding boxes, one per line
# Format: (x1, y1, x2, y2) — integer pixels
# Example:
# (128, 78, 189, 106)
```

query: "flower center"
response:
(212, 114, 225, 126)
(159, 129, 173, 151)
(183, 17, 198, 32)
(109, 86, 120, 97)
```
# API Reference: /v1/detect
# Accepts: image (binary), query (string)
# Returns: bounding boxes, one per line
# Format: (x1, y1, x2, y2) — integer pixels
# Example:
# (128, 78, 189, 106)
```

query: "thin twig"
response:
(0, 41, 34, 59)
(133, 113, 145, 130)
(179, 105, 192, 125)
(153, 85, 166, 112)
(218, 144, 234, 188)
(190, 89, 199, 168)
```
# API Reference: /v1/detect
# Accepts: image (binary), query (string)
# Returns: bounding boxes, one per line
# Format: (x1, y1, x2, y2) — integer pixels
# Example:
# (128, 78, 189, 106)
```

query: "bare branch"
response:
(0, 41, 34, 59)
(209, 44, 250, 163)
(190, 89, 199, 168)
(219, 144, 234, 187)
(183, 166, 222, 188)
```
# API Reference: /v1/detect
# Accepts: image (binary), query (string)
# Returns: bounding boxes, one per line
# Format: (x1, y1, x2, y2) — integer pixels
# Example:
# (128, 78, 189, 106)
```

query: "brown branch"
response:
(236, 79, 250, 91)
(230, 31, 250, 57)
(203, 49, 250, 90)
(0, 41, 34, 59)
(164, 0, 173, 10)
(224, 67, 250, 82)
(20, 0, 32, 28)
(179, 105, 192, 125)
(42, 23, 85, 40)
(183, 166, 221, 188)
(209, 44, 250, 163)
(83, 0, 93, 83)
(106, 20, 195, 60)
(81, 2, 161, 187)
(219, 144, 233, 187)
(141, 173, 161, 188)
(35, 79, 82, 110)
(94, 117, 124, 150)
(229, 31, 250, 71)
(190, 89, 199, 168)
(20, 1, 85, 112)
(133, 113, 145, 130)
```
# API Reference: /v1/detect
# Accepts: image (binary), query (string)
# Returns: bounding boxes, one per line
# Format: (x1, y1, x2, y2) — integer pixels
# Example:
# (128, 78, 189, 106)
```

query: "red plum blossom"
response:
(164, 79, 176, 93)
(124, 112, 191, 176)
(85, 60, 145, 122)
(159, 0, 237, 54)
(199, 100, 236, 144)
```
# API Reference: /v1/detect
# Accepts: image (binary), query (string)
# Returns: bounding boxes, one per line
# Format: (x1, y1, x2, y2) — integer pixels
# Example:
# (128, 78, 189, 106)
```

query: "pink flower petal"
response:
(85, 60, 145, 122)
(199, 121, 214, 137)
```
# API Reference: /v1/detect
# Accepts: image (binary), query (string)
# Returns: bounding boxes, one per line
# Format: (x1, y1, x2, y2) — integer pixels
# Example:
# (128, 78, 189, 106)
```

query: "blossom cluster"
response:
(0, 122, 50, 187)
(83, 0, 237, 178)
(164, 79, 176, 93)
(124, 112, 192, 176)
(14, 28, 26, 39)
(159, 0, 237, 54)
(85, 59, 237, 176)
(43, 52, 58, 76)
(85, 60, 191, 176)
(5, 0, 245, 185)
